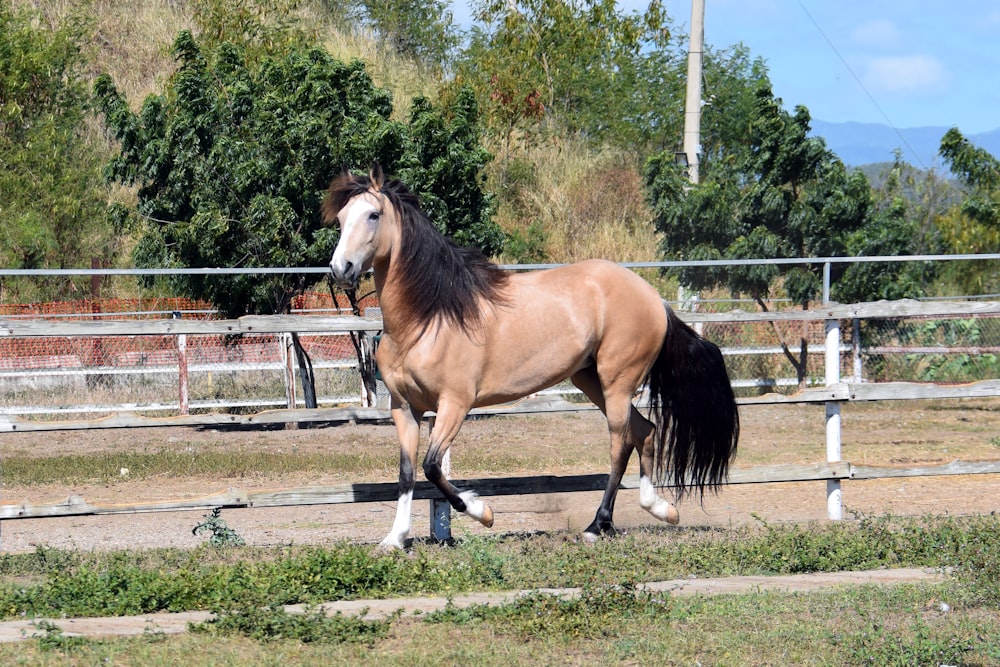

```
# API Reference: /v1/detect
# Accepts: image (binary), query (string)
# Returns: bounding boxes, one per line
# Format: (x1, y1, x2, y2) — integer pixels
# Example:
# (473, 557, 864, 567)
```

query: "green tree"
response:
(835, 156, 942, 303)
(96, 31, 500, 317)
(96, 22, 500, 404)
(353, 0, 460, 71)
(936, 128, 1000, 291)
(459, 0, 669, 151)
(645, 85, 927, 387)
(939, 127, 1000, 230)
(0, 1, 115, 300)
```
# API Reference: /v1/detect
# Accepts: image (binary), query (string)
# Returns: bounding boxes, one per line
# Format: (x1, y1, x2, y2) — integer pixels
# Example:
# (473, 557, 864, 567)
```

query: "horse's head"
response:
(322, 164, 391, 289)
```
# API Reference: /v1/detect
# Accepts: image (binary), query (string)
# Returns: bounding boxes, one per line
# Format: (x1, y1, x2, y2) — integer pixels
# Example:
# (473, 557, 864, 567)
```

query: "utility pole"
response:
(682, 0, 705, 185)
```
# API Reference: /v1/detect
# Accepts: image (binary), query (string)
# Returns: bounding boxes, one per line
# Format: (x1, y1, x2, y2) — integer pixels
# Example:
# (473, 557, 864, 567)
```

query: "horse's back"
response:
(509, 259, 665, 328)
(494, 258, 667, 372)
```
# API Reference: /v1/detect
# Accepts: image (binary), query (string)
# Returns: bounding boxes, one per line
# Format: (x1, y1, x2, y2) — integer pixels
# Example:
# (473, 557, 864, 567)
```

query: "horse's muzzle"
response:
(329, 260, 361, 289)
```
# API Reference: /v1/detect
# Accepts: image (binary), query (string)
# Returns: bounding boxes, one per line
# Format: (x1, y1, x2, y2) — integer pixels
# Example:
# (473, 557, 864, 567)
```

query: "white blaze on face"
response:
(330, 194, 382, 285)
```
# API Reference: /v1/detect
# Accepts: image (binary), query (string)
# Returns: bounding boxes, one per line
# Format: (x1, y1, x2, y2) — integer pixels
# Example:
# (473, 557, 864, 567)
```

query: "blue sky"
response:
(452, 0, 1000, 134)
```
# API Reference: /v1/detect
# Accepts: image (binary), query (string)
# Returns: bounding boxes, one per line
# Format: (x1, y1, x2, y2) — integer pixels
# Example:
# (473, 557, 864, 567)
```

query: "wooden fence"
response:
(2, 299, 1000, 541)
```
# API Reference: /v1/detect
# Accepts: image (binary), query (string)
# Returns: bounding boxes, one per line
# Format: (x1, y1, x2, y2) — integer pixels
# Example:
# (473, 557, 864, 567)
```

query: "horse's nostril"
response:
(343, 261, 354, 278)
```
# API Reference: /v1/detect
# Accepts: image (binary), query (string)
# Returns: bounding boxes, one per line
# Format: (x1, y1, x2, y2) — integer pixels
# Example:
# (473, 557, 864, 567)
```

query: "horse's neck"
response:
(372, 260, 408, 338)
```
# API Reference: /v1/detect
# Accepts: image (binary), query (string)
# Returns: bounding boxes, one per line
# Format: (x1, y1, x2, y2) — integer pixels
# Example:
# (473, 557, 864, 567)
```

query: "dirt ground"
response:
(1, 399, 999, 553)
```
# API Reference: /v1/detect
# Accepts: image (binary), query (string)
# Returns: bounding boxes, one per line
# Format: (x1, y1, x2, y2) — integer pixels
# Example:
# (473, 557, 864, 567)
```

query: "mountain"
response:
(810, 120, 1000, 170)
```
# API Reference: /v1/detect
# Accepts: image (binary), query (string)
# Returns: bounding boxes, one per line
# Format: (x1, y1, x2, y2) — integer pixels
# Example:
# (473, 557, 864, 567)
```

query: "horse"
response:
(322, 165, 739, 550)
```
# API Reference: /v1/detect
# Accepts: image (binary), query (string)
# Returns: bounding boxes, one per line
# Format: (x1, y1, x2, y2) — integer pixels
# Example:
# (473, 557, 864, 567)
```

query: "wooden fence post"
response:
(174, 312, 189, 416)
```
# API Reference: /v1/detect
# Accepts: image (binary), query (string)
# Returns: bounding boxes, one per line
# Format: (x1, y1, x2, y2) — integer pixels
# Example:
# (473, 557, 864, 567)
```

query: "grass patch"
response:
(191, 602, 395, 645)
(0, 516, 998, 665)
(8, 584, 996, 666)
(1, 513, 998, 623)
(0, 448, 390, 486)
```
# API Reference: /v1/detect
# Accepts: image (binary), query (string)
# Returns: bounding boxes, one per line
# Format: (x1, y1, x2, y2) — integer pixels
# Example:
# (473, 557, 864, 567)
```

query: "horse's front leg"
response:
(381, 399, 423, 551)
(423, 400, 494, 528)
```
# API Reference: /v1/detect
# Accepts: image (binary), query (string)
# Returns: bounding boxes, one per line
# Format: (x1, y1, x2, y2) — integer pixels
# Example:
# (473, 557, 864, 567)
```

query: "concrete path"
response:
(0, 567, 945, 643)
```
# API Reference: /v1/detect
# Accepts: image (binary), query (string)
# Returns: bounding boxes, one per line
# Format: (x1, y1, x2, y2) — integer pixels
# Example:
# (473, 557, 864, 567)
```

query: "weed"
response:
(191, 601, 395, 644)
(192, 509, 246, 548)
(2, 514, 999, 626)
(844, 614, 974, 666)
(31, 619, 90, 652)
(424, 583, 670, 640)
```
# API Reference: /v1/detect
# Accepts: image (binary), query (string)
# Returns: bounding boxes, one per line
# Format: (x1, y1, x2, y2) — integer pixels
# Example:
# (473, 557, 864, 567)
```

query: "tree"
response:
(459, 0, 670, 152)
(352, 0, 460, 72)
(645, 85, 929, 387)
(937, 128, 1000, 291)
(940, 127, 1000, 230)
(96, 25, 500, 405)
(835, 155, 942, 304)
(0, 1, 115, 301)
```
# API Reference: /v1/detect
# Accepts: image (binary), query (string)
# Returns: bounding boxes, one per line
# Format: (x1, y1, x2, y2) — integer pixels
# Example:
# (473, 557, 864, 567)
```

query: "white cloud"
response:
(862, 55, 950, 94)
(851, 19, 901, 49)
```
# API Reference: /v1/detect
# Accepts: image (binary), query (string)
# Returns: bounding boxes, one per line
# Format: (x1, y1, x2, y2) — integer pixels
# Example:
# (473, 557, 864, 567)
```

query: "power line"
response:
(795, 0, 928, 169)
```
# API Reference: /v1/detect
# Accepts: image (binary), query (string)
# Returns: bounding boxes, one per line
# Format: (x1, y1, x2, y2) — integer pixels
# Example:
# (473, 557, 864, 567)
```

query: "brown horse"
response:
(323, 166, 739, 549)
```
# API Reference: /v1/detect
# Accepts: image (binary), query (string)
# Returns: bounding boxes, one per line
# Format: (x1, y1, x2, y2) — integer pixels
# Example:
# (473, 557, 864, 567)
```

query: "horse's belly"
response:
(472, 342, 592, 407)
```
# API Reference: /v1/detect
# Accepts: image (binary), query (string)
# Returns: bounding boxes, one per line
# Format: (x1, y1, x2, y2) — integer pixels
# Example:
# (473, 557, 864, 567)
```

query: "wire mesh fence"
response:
(3, 305, 999, 420)
(2, 260, 1000, 421)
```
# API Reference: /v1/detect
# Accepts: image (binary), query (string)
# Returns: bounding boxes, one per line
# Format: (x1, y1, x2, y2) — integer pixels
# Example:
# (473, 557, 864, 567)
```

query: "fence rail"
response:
(2, 296, 1000, 541)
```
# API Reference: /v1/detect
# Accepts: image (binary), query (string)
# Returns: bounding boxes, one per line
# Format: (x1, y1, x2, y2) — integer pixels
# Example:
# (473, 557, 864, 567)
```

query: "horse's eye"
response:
(369, 211, 381, 223)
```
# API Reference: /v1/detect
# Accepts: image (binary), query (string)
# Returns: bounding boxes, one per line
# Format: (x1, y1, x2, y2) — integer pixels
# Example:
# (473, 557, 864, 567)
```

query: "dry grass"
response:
(14, 0, 662, 267)
(15, 0, 192, 105)
(492, 138, 663, 264)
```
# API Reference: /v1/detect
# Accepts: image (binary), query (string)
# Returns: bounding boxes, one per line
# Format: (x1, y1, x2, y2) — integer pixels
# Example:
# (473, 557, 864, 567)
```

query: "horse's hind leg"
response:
(422, 399, 494, 528)
(572, 367, 635, 542)
(573, 367, 679, 540)
(634, 412, 680, 525)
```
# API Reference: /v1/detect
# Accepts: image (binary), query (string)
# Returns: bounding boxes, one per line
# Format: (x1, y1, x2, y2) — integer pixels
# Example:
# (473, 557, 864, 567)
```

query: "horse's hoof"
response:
(663, 503, 680, 525)
(376, 537, 405, 553)
(479, 504, 494, 528)
(648, 500, 680, 525)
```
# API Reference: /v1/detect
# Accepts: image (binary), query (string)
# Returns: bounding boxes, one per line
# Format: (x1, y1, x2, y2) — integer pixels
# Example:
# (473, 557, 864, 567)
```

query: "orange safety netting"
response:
(0, 295, 379, 372)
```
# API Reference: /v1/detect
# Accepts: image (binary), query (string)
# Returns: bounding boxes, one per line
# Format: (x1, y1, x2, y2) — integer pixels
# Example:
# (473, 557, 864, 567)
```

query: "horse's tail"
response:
(647, 304, 739, 500)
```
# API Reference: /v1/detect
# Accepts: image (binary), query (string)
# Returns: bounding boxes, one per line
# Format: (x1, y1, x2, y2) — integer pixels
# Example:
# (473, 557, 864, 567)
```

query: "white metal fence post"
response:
(823, 263, 843, 520)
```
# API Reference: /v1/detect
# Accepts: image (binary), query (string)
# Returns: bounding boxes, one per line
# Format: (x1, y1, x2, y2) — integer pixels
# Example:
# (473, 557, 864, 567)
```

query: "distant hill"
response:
(810, 120, 1000, 170)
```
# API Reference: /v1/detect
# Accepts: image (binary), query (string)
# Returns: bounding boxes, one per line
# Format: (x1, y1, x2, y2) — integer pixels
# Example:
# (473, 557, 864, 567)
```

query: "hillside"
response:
(811, 119, 1000, 170)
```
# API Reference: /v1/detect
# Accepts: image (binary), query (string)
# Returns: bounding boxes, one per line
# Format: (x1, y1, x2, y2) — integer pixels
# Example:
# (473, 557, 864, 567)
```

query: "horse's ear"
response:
(369, 162, 385, 190)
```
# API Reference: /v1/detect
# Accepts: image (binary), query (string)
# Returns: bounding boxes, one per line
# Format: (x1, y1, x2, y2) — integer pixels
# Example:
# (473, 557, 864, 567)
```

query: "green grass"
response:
(3, 512, 997, 665)
(0, 448, 388, 486)
(3, 580, 999, 665)
(1, 513, 998, 620)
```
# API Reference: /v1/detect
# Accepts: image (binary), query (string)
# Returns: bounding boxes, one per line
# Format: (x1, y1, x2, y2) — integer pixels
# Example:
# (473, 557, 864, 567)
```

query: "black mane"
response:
(324, 173, 509, 335)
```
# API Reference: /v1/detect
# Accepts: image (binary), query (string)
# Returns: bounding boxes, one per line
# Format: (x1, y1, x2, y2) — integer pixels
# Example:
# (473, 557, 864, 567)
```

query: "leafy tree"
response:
(352, 0, 460, 71)
(459, 0, 670, 151)
(0, 1, 115, 300)
(95, 22, 500, 404)
(939, 127, 1000, 229)
(936, 128, 1000, 291)
(835, 156, 942, 303)
(635, 41, 770, 155)
(645, 85, 929, 387)
(96, 31, 500, 316)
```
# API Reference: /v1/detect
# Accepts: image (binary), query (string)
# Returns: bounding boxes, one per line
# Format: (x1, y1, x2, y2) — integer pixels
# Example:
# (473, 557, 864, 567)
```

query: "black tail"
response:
(647, 305, 739, 500)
